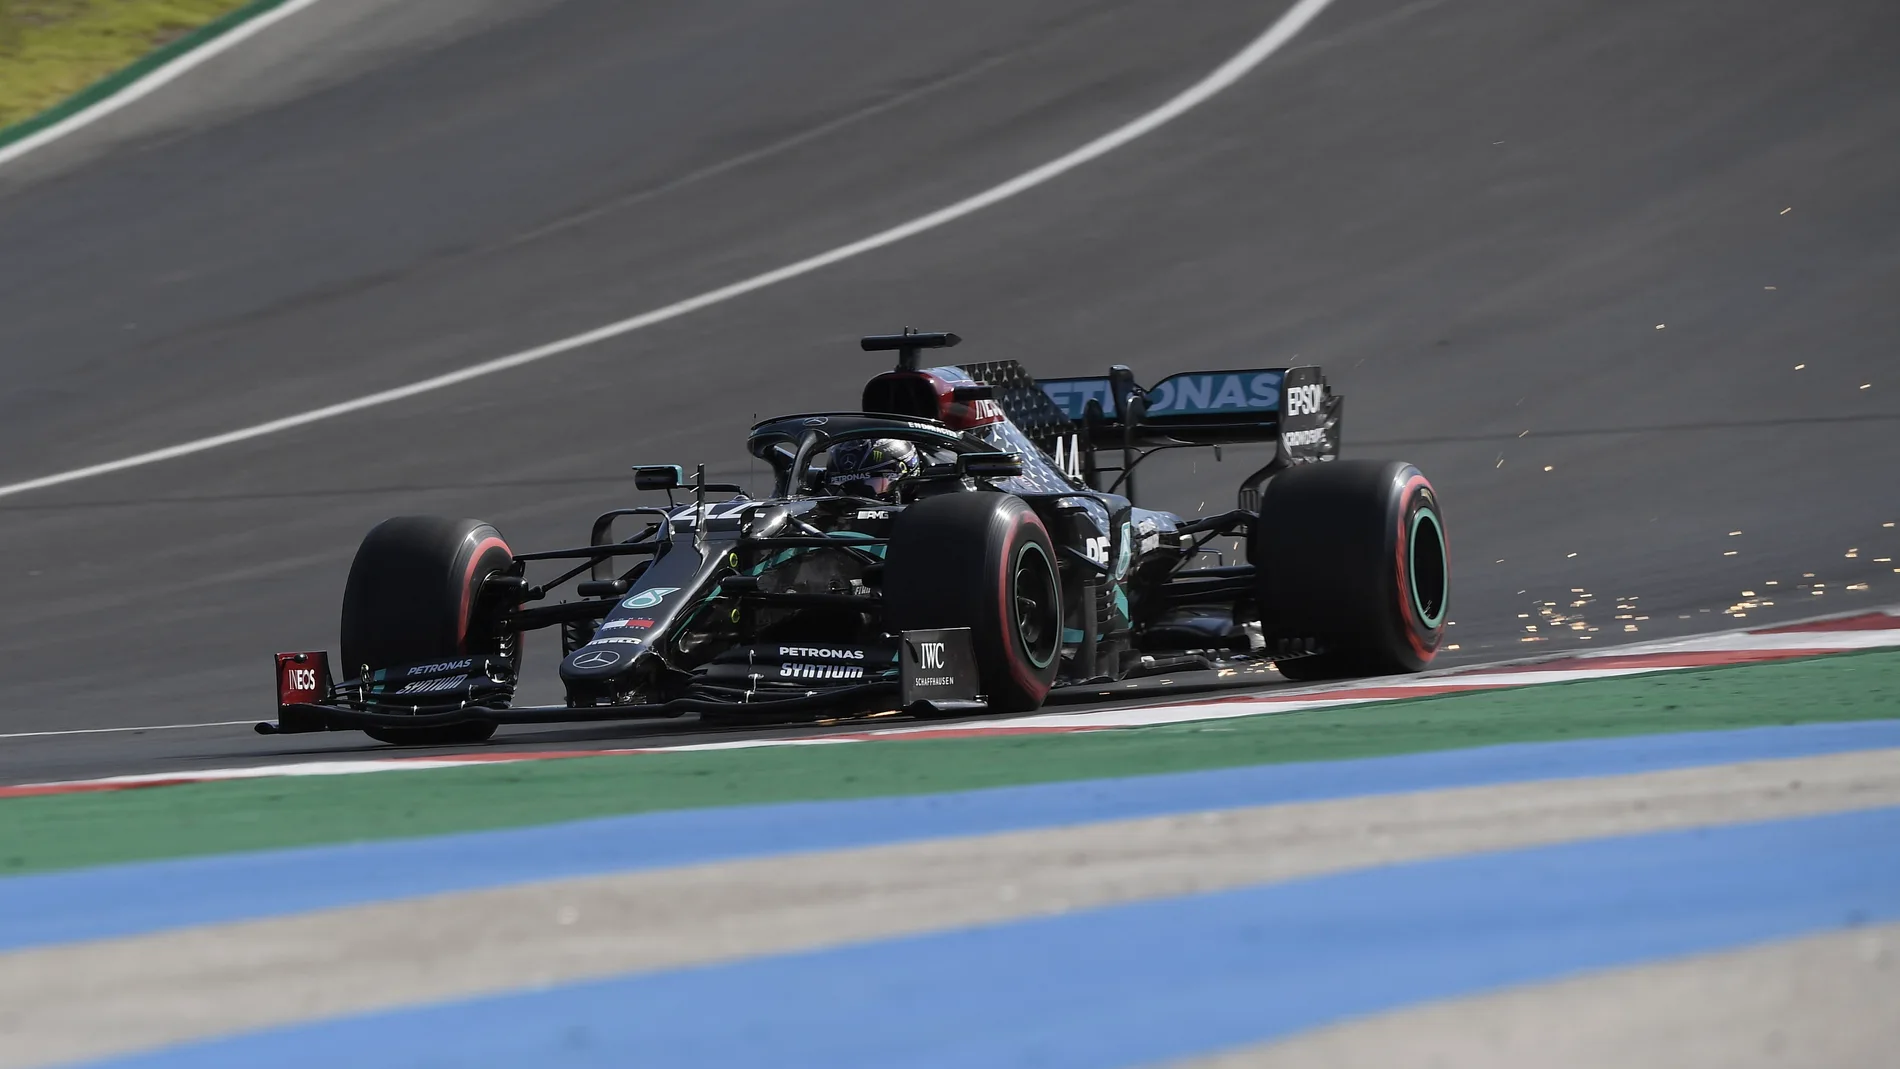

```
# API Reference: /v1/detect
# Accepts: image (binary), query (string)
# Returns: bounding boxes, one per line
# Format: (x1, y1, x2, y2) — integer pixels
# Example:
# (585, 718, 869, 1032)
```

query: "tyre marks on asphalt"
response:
(0, 0, 1345, 502)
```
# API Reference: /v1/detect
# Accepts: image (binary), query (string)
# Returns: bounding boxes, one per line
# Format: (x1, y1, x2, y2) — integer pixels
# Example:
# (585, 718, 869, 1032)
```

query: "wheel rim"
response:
(1408, 507, 1448, 629)
(1012, 541, 1061, 669)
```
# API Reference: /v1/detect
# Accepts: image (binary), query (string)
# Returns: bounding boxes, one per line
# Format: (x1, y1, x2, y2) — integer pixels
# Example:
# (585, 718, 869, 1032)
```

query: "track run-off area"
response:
(1, 0, 1897, 1064)
(1, 637, 1898, 1066)
(1, 616, 1896, 1065)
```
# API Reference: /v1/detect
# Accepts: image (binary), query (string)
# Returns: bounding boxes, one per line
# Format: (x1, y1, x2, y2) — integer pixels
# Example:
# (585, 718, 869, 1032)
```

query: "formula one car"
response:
(264, 329, 1449, 745)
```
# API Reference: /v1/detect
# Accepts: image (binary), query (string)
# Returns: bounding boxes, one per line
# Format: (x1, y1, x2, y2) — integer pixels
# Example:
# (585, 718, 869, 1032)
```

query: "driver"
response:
(824, 439, 922, 501)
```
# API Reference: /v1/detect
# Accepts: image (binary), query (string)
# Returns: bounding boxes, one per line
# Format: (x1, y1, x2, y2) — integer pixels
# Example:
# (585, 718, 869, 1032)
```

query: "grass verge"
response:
(3, 648, 1898, 876)
(0, 0, 264, 132)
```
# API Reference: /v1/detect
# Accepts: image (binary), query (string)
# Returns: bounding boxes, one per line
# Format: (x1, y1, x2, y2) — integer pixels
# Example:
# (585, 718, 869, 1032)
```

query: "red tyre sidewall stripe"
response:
(998, 510, 1053, 699)
(457, 535, 511, 653)
(1393, 473, 1439, 662)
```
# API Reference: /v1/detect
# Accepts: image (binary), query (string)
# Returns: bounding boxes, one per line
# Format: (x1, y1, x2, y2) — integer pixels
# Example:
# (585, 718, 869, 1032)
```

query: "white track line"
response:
(1577, 629, 1900, 655)
(0, 0, 1339, 502)
(0, 0, 328, 171)
(0, 720, 258, 741)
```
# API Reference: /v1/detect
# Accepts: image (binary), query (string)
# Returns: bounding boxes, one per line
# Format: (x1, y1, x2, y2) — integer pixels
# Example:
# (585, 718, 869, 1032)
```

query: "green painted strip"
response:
(3, 648, 1898, 877)
(0, 0, 299, 154)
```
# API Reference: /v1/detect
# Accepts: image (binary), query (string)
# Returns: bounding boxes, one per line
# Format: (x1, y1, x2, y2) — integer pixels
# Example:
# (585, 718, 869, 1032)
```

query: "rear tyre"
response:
(885, 492, 1062, 714)
(1250, 460, 1448, 681)
(340, 516, 517, 745)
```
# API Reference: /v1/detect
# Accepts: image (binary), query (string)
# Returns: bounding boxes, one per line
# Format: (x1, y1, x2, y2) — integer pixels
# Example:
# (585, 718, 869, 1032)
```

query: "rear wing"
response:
(948, 358, 1340, 505)
(1032, 366, 1339, 455)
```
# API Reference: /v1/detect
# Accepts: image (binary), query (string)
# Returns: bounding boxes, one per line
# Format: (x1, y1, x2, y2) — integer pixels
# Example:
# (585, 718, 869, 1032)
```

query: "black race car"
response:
(265, 329, 1448, 745)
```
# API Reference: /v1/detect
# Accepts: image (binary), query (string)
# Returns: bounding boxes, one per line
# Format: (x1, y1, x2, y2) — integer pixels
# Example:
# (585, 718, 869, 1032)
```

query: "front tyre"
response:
(1250, 460, 1448, 681)
(885, 492, 1062, 714)
(340, 516, 517, 745)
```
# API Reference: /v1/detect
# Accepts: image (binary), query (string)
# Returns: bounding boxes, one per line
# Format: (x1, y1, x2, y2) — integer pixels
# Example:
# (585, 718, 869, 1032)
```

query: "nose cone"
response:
(562, 646, 631, 678)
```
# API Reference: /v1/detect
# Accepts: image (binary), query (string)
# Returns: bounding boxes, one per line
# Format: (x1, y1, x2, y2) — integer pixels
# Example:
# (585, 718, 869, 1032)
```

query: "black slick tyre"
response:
(885, 492, 1062, 714)
(340, 516, 517, 745)
(1250, 460, 1448, 681)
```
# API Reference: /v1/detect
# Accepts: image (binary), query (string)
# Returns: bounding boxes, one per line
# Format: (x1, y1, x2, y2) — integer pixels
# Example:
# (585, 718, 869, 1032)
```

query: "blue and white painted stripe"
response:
(72, 805, 1900, 1069)
(6, 720, 1899, 953)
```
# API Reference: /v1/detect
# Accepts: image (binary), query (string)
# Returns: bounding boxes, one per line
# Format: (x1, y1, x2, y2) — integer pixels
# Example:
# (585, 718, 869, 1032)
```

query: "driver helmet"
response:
(825, 438, 922, 501)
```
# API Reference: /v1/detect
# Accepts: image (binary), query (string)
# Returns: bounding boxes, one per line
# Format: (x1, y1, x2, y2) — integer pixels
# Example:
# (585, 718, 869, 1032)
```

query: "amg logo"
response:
(407, 659, 474, 676)
(1282, 427, 1325, 448)
(778, 646, 865, 660)
(918, 641, 947, 671)
(284, 668, 318, 692)
(396, 676, 466, 695)
(777, 663, 865, 681)
(1285, 383, 1325, 417)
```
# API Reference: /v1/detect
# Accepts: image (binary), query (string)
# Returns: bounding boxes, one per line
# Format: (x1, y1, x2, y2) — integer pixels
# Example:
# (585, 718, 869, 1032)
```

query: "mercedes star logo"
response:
(570, 649, 622, 670)
(621, 587, 679, 609)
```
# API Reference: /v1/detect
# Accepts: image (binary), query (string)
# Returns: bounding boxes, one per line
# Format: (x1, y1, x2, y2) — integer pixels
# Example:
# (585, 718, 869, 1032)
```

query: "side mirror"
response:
(633, 465, 684, 491)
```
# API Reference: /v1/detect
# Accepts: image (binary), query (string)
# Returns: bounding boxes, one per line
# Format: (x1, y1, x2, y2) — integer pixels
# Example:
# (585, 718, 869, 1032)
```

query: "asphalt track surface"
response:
(0, 0, 1895, 783)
